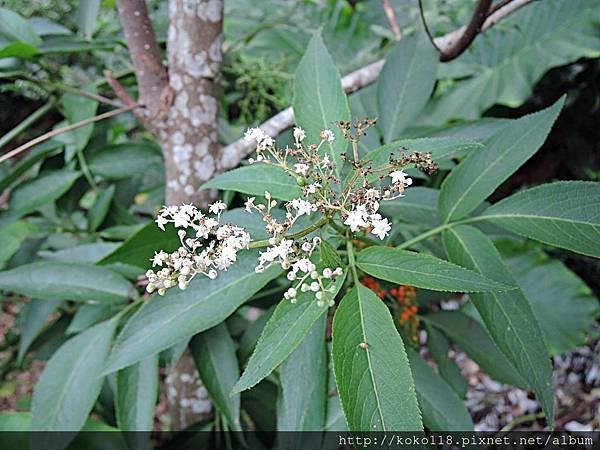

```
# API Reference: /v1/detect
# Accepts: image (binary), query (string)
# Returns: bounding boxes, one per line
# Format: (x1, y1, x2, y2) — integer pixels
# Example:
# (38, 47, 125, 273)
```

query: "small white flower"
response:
(321, 154, 330, 167)
(245, 197, 256, 213)
(156, 215, 168, 231)
(293, 127, 306, 142)
(291, 198, 317, 217)
(344, 209, 368, 232)
(244, 127, 265, 143)
(152, 251, 168, 266)
(320, 129, 335, 142)
(294, 163, 309, 177)
(390, 170, 412, 186)
(371, 217, 391, 240)
(322, 268, 333, 278)
(208, 201, 227, 215)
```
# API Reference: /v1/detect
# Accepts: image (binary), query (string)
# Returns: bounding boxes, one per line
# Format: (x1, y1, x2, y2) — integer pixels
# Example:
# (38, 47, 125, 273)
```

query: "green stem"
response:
(248, 216, 329, 249)
(76, 148, 97, 190)
(346, 239, 359, 284)
(0, 100, 55, 149)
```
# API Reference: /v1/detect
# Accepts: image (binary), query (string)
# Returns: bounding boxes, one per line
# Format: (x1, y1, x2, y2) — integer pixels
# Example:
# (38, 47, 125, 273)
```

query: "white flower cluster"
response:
(243, 123, 421, 243)
(146, 202, 251, 295)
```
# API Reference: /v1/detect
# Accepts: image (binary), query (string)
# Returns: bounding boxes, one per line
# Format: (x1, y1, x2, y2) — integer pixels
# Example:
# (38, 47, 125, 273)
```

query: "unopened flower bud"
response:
(315, 291, 323, 300)
(323, 268, 333, 278)
(208, 269, 217, 279)
(287, 271, 296, 281)
(301, 283, 310, 292)
(146, 283, 156, 293)
(310, 271, 318, 279)
(302, 242, 312, 252)
(310, 282, 320, 292)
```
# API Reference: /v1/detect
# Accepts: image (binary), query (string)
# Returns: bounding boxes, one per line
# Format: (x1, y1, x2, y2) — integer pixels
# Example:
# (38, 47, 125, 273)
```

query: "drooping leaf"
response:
(67, 303, 120, 335)
(0, 220, 37, 266)
(89, 185, 115, 231)
(233, 267, 345, 394)
(479, 181, 600, 258)
(99, 221, 179, 270)
(442, 225, 554, 427)
(190, 324, 242, 431)
(0, 262, 132, 303)
(31, 319, 117, 431)
(420, 0, 600, 124)
(422, 311, 526, 387)
(377, 30, 438, 143)
(88, 143, 163, 180)
(379, 187, 440, 227)
(438, 98, 563, 222)
(17, 298, 62, 363)
(76, 0, 101, 38)
(293, 31, 350, 174)
(104, 251, 281, 374)
(425, 324, 467, 399)
(501, 243, 599, 354)
(0, 142, 62, 193)
(406, 349, 473, 431)
(60, 89, 98, 153)
(115, 354, 158, 431)
(0, 7, 42, 45)
(9, 170, 81, 217)
(332, 285, 423, 431)
(202, 164, 301, 201)
(356, 246, 511, 293)
(277, 314, 327, 431)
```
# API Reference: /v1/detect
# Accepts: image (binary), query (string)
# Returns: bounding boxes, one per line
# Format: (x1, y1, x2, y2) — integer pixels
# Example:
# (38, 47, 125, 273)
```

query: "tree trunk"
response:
(116, 0, 225, 429)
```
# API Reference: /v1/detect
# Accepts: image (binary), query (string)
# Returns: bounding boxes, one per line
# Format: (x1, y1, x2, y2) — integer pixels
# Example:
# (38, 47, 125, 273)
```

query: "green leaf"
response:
(293, 31, 350, 175)
(379, 187, 440, 227)
(0, 142, 62, 192)
(104, 251, 281, 374)
(356, 246, 511, 292)
(406, 349, 473, 431)
(88, 185, 115, 231)
(99, 221, 179, 270)
(233, 268, 346, 394)
(202, 164, 301, 201)
(0, 261, 132, 303)
(88, 143, 163, 180)
(0, 7, 42, 45)
(425, 324, 467, 399)
(277, 314, 327, 431)
(60, 89, 98, 153)
(76, 0, 101, 38)
(0, 220, 37, 266)
(238, 307, 273, 364)
(31, 318, 117, 431)
(9, 170, 81, 216)
(67, 303, 120, 335)
(332, 285, 422, 431)
(420, 0, 600, 124)
(422, 311, 526, 386)
(190, 324, 242, 431)
(40, 242, 120, 264)
(479, 181, 600, 258)
(17, 298, 62, 363)
(501, 243, 599, 355)
(0, 41, 38, 58)
(438, 98, 564, 222)
(116, 354, 158, 431)
(442, 225, 554, 427)
(377, 31, 438, 142)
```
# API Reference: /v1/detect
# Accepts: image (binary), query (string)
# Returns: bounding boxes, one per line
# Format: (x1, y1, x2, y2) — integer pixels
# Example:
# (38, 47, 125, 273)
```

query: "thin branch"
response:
(439, 0, 493, 62)
(0, 100, 55, 150)
(115, 0, 169, 117)
(21, 77, 124, 107)
(381, 0, 402, 40)
(104, 70, 138, 109)
(0, 105, 137, 164)
(221, 0, 534, 169)
(418, 0, 441, 52)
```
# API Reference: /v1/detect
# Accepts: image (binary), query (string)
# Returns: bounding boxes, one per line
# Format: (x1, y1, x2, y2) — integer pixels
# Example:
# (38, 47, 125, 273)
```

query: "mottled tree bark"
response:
(116, 0, 225, 430)
(161, 0, 224, 206)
